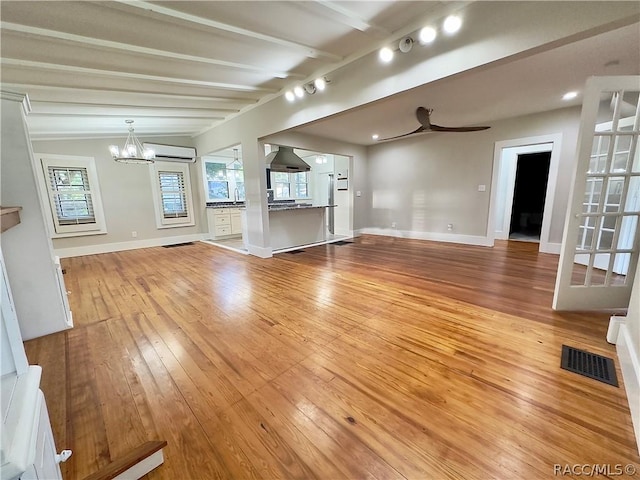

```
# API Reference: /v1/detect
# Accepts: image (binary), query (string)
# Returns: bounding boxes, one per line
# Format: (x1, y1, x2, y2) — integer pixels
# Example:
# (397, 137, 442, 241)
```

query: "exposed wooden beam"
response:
(312, 1, 390, 37)
(1, 59, 277, 93)
(1, 22, 300, 80)
(116, 0, 342, 61)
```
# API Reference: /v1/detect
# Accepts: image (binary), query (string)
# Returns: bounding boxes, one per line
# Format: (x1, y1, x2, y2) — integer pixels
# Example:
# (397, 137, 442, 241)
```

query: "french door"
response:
(553, 76, 640, 310)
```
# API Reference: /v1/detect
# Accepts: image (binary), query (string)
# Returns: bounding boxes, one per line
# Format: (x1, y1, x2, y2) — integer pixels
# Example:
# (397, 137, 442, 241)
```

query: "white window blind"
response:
(150, 162, 195, 228)
(36, 154, 107, 237)
(158, 171, 188, 219)
(47, 166, 96, 226)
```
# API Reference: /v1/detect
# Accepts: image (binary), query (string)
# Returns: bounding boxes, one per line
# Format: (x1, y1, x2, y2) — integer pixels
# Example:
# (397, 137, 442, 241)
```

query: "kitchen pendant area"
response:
(201, 144, 352, 255)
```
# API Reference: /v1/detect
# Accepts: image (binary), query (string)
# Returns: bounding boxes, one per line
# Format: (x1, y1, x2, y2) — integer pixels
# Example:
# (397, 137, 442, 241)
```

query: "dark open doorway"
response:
(509, 152, 551, 242)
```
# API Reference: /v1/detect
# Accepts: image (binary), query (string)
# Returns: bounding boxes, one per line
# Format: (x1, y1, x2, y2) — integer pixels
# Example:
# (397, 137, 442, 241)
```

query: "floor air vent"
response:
(287, 249, 305, 254)
(332, 241, 353, 246)
(162, 242, 194, 248)
(561, 345, 618, 387)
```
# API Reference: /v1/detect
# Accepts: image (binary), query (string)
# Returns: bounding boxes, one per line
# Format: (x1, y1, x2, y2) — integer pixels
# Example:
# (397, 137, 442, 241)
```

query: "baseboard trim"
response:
(54, 234, 206, 258)
(247, 244, 273, 258)
(356, 228, 493, 247)
(540, 242, 562, 254)
(616, 321, 640, 455)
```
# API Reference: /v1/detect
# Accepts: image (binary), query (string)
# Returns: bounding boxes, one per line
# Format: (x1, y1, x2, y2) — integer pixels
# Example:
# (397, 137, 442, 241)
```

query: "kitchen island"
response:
(268, 204, 335, 251)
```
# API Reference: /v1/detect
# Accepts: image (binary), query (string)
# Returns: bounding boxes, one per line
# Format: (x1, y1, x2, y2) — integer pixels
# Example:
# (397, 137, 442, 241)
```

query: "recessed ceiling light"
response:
(443, 15, 462, 34)
(314, 77, 326, 91)
(379, 47, 394, 63)
(563, 91, 578, 100)
(285, 91, 295, 102)
(294, 86, 304, 98)
(419, 26, 437, 44)
(372, 134, 379, 140)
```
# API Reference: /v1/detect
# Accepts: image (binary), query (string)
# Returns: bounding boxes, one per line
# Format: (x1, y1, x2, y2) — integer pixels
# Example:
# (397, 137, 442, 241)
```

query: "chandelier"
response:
(109, 120, 155, 164)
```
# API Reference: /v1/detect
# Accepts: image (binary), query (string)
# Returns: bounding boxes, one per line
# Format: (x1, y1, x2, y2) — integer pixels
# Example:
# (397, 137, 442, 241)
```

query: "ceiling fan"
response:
(378, 107, 491, 141)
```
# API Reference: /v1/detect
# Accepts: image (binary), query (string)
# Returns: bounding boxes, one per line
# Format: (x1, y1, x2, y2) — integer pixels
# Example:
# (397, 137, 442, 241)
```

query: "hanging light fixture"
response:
(109, 120, 155, 164)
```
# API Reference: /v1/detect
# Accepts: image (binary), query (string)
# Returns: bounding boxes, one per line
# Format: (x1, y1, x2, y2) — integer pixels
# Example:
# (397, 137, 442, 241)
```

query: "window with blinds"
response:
(150, 162, 195, 228)
(48, 166, 96, 225)
(158, 171, 188, 218)
(36, 154, 107, 237)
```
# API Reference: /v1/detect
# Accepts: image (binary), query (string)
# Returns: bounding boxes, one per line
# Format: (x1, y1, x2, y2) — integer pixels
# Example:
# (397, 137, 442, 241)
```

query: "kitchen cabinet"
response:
(207, 208, 243, 239)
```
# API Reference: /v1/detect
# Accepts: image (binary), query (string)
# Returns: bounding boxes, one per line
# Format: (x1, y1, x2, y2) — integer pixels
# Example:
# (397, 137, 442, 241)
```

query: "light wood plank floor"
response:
(25, 236, 639, 479)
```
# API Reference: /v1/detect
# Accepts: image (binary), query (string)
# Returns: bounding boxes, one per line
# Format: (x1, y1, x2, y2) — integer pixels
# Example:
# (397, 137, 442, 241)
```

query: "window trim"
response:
(271, 171, 310, 200)
(202, 158, 245, 203)
(150, 161, 195, 229)
(35, 154, 107, 238)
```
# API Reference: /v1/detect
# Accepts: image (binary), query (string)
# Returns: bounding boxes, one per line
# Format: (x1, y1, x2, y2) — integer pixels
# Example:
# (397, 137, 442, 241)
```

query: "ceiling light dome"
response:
(294, 86, 305, 98)
(285, 90, 295, 102)
(443, 15, 462, 34)
(314, 77, 326, 91)
(563, 91, 578, 100)
(419, 26, 437, 44)
(379, 46, 394, 63)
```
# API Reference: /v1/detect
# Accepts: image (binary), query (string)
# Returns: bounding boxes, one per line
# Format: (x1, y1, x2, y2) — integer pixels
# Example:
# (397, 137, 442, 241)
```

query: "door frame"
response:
(487, 133, 562, 253)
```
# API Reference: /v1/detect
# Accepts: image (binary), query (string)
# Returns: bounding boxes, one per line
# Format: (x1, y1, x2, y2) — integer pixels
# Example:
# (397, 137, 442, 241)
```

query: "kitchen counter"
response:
(268, 204, 335, 211)
(206, 202, 245, 209)
(268, 205, 334, 251)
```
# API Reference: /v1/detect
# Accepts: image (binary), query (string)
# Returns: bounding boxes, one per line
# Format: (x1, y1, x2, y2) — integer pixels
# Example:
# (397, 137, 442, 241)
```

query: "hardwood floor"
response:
(24, 236, 639, 479)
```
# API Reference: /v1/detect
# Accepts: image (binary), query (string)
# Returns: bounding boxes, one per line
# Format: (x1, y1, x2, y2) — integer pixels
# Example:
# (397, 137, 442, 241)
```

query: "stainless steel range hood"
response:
(266, 146, 311, 173)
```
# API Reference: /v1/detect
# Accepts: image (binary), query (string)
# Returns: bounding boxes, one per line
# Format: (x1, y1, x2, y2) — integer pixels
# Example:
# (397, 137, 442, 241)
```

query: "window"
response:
(205, 162, 229, 199)
(271, 171, 309, 200)
(159, 171, 188, 219)
(36, 154, 107, 237)
(150, 162, 195, 228)
(203, 159, 245, 202)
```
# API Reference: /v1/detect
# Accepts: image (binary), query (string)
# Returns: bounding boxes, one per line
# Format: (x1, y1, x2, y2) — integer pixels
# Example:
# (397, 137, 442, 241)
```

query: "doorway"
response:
(509, 152, 551, 242)
(488, 133, 562, 254)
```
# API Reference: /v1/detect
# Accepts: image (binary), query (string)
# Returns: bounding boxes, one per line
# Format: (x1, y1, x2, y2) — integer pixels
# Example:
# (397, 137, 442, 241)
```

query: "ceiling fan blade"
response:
(430, 124, 491, 132)
(378, 126, 426, 142)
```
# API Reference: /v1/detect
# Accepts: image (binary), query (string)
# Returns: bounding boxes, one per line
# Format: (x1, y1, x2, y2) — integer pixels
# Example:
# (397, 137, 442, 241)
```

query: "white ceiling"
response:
(0, 0, 456, 139)
(1, 2, 638, 144)
(294, 22, 640, 145)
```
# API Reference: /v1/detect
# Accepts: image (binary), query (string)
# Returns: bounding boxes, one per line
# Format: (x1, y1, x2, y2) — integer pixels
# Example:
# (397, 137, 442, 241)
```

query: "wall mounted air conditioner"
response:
(143, 143, 197, 163)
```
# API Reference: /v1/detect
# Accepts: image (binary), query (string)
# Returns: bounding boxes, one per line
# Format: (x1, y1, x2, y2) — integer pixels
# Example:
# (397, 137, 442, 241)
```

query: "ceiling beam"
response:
(115, 0, 342, 61)
(1, 22, 301, 80)
(1, 59, 277, 93)
(312, 1, 390, 37)
(0, 83, 258, 105)
(28, 103, 231, 119)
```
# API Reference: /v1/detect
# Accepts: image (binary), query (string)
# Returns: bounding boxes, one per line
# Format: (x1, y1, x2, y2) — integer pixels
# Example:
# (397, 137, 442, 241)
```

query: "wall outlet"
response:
(478, 184, 486, 192)
(447, 224, 453, 231)
(391, 222, 397, 228)
(131, 231, 138, 238)
(356, 191, 362, 197)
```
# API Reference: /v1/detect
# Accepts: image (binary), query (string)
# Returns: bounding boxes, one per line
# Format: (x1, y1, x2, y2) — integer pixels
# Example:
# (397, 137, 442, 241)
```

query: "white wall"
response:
(1, 96, 70, 339)
(364, 106, 581, 243)
(31, 136, 204, 256)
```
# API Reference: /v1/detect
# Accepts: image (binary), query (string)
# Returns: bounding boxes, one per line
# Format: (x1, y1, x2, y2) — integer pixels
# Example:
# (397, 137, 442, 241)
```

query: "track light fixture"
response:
(399, 37, 413, 53)
(377, 12, 463, 64)
(284, 77, 330, 103)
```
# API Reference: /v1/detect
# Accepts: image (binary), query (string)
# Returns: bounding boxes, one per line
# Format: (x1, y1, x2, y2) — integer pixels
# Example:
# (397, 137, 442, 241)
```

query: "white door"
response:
(553, 76, 640, 311)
